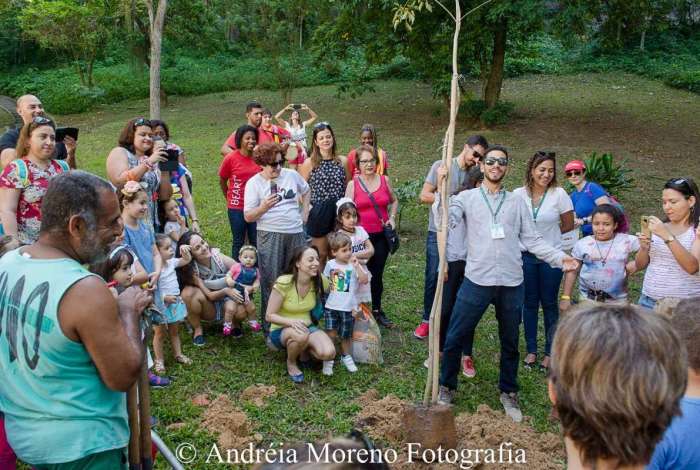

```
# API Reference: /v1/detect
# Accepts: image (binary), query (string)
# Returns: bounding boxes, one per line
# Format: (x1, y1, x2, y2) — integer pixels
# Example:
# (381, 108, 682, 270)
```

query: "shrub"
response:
(460, 99, 514, 128)
(565, 152, 634, 198)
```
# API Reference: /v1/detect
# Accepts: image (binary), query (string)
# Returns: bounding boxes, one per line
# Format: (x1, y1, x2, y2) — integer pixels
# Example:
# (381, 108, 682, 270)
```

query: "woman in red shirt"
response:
(219, 125, 261, 260)
(345, 144, 398, 328)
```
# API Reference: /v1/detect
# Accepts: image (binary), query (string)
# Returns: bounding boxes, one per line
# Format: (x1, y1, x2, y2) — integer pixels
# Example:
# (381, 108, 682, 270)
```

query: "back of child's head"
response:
(670, 297, 700, 372)
(590, 204, 623, 232)
(0, 235, 22, 258)
(550, 304, 686, 467)
(328, 231, 352, 254)
(90, 245, 134, 282)
(119, 181, 147, 209)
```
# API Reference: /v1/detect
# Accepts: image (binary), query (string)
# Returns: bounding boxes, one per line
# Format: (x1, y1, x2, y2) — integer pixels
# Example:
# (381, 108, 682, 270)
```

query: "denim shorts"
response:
(638, 293, 657, 310)
(269, 325, 320, 350)
(324, 308, 355, 339)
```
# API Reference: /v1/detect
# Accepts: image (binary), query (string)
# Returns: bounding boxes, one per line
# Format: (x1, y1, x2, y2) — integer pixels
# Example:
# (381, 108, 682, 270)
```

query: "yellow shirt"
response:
(270, 274, 329, 331)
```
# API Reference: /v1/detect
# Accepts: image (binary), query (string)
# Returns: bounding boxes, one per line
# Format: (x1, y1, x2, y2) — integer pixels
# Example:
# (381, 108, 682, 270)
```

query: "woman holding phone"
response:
(244, 143, 310, 332)
(635, 177, 700, 309)
(106, 117, 172, 231)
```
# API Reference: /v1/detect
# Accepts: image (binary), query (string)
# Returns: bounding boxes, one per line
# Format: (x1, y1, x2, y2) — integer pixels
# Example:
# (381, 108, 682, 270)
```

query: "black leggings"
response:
(440, 260, 471, 355)
(367, 232, 390, 314)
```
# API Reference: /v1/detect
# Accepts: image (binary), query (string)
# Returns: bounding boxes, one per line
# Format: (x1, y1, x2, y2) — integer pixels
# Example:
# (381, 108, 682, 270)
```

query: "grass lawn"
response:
(52, 73, 699, 468)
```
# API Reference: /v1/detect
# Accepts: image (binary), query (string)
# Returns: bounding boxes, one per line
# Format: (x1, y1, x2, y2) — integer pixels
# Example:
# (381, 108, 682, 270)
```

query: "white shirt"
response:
(323, 259, 362, 311)
(642, 227, 700, 300)
(159, 258, 181, 296)
(513, 186, 573, 251)
(244, 169, 309, 234)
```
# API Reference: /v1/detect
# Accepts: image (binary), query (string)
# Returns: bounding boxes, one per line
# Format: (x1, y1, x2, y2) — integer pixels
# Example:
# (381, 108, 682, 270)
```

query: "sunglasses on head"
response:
(133, 117, 151, 128)
(565, 170, 583, 177)
(483, 157, 508, 167)
(313, 121, 330, 130)
(32, 116, 53, 126)
(536, 150, 556, 158)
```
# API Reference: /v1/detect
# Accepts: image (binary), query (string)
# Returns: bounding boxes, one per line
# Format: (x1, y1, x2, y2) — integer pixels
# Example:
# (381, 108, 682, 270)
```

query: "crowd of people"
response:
(0, 93, 698, 469)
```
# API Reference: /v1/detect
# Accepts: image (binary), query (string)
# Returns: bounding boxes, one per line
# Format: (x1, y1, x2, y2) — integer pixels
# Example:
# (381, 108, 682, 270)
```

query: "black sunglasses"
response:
(483, 157, 508, 167)
(566, 170, 583, 177)
(133, 117, 151, 128)
(267, 160, 283, 168)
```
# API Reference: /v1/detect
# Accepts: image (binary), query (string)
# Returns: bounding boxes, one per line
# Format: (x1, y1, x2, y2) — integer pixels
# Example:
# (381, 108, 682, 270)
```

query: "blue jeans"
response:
(440, 277, 524, 393)
(422, 231, 439, 322)
(228, 208, 256, 261)
(521, 252, 563, 357)
(638, 293, 657, 309)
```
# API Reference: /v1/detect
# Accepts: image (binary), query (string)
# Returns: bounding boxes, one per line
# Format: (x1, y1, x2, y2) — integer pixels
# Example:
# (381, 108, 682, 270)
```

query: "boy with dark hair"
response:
(648, 297, 700, 470)
(549, 304, 687, 469)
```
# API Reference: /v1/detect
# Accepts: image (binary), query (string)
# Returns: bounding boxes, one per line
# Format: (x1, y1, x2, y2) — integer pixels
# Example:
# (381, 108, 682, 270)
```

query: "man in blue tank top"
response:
(0, 171, 151, 469)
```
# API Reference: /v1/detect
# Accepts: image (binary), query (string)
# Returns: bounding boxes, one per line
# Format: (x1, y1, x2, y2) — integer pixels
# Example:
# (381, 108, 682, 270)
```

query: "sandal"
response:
(154, 359, 166, 374)
(175, 354, 192, 365)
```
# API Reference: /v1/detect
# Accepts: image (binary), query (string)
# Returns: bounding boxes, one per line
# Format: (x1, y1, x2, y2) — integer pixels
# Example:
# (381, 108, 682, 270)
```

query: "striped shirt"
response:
(642, 227, 700, 300)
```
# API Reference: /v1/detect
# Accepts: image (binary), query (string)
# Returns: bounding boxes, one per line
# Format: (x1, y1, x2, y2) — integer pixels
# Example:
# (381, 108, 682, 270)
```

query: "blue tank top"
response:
(0, 249, 129, 464)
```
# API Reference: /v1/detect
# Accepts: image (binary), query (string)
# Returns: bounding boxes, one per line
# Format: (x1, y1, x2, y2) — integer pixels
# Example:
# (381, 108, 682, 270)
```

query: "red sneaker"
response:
(462, 356, 476, 378)
(413, 322, 429, 339)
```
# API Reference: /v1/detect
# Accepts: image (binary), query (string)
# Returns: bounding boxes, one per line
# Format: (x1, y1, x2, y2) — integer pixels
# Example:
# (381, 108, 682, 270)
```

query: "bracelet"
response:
(143, 160, 155, 170)
(560, 295, 571, 300)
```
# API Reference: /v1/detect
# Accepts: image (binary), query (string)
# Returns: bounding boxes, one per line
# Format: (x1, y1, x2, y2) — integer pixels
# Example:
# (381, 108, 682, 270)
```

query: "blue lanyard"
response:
(531, 190, 548, 222)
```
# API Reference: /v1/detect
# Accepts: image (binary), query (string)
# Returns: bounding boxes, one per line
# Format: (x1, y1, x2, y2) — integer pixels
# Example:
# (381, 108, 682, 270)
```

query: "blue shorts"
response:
(324, 308, 354, 339)
(269, 325, 320, 350)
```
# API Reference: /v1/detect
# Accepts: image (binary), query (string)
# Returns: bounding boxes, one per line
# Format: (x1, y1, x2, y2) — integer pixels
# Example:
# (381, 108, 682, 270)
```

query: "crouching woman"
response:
(266, 245, 335, 383)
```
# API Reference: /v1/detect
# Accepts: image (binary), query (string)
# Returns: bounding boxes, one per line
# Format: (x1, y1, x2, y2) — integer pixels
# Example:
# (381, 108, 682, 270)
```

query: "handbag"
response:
(356, 176, 400, 254)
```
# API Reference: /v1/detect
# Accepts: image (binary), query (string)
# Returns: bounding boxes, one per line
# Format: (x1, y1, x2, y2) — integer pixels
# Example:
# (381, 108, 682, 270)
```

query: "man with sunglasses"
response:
(0, 94, 77, 169)
(436, 146, 579, 422)
(414, 135, 488, 343)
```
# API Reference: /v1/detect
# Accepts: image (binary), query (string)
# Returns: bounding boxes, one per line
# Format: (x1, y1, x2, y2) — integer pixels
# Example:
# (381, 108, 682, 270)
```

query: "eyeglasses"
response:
(313, 121, 330, 130)
(32, 116, 53, 125)
(133, 118, 151, 128)
(565, 170, 582, 177)
(359, 159, 375, 165)
(483, 157, 508, 167)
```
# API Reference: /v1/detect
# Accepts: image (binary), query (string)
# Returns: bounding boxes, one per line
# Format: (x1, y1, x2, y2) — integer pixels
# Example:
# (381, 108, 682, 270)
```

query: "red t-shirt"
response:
(347, 147, 390, 177)
(218, 150, 261, 210)
(224, 125, 290, 150)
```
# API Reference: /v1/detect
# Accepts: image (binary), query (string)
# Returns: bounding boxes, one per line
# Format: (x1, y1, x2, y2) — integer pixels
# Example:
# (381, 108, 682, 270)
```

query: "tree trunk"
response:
(147, 0, 168, 120)
(298, 13, 304, 48)
(87, 60, 94, 88)
(640, 28, 646, 50)
(75, 62, 86, 87)
(483, 17, 507, 109)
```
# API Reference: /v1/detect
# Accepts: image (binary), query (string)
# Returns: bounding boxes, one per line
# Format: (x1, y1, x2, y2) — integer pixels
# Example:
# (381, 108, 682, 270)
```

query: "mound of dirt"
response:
(354, 390, 565, 469)
(201, 394, 255, 450)
(354, 391, 407, 444)
(240, 384, 276, 407)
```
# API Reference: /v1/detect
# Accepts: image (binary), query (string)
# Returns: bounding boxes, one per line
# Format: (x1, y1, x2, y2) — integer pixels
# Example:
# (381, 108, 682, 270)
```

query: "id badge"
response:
(491, 222, 505, 239)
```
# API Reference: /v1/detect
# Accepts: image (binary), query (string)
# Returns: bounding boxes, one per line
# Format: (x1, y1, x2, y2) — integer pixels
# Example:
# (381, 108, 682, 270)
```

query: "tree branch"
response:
(460, 0, 497, 21)
(433, 0, 456, 21)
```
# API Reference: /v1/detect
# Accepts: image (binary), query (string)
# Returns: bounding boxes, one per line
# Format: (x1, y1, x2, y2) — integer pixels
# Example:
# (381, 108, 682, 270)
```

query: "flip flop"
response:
(288, 372, 304, 384)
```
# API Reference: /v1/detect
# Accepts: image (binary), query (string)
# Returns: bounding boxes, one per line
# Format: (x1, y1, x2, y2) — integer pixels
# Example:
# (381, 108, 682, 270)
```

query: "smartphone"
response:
(55, 127, 79, 142)
(270, 180, 282, 202)
(641, 216, 651, 237)
(292, 104, 302, 110)
(159, 148, 180, 172)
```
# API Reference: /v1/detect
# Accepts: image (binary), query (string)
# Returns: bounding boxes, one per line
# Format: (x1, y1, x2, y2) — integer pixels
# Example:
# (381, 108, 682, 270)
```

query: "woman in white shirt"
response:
(635, 177, 700, 309)
(514, 151, 574, 371)
(244, 142, 311, 330)
(274, 104, 318, 151)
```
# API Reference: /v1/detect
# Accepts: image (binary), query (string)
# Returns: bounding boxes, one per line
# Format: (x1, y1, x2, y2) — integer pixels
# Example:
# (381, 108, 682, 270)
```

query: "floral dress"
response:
(126, 149, 160, 231)
(0, 158, 69, 243)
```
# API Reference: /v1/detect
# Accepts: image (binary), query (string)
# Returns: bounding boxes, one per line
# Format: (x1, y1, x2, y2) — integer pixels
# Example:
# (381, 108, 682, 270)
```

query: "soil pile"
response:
(240, 384, 277, 407)
(201, 394, 255, 450)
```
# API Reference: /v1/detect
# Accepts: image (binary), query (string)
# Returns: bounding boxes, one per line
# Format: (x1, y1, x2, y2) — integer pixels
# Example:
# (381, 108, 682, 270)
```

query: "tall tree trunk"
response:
(639, 28, 646, 50)
(146, 0, 168, 120)
(298, 13, 304, 48)
(87, 60, 94, 88)
(483, 17, 507, 109)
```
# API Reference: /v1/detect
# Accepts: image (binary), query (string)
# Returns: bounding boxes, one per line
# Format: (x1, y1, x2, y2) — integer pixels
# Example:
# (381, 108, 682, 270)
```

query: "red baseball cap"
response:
(564, 160, 586, 172)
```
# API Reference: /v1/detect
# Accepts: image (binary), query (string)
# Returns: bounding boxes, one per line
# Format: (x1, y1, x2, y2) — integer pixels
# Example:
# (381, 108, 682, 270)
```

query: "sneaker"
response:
(374, 311, 394, 328)
(437, 386, 455, 405)
(148, 371, 171, 389)
(500, 392, 523, 423)
(222, 322, 233, 336)
(341, 355, 358, 373)
(413, 321, 429, 339)
(423, 357, 429, 368)
(231, 327, 243, 339)
(462, 356, 476, 378)
(193, 335, 206, 347)
(248, 320, 262, 332)
(322, 360, 334, 376)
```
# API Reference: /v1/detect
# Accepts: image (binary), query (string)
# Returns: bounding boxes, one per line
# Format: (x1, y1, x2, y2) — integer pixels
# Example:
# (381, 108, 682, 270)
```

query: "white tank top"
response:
(286, 123, 307, 148)
(642, 227, 700, 300)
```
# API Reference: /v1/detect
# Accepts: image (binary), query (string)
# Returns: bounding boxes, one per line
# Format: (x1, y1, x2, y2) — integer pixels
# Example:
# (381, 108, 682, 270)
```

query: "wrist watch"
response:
(664, 234, 676, 244)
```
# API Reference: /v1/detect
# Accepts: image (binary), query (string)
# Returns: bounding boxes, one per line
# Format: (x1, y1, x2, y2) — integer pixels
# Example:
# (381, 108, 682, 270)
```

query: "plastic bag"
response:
(352, 305, 383, 364)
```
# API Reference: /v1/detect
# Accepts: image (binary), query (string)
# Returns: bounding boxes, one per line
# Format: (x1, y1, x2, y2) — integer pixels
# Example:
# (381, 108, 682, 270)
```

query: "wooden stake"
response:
(127, 383, 141, 470)
(138, 324, 153, 470)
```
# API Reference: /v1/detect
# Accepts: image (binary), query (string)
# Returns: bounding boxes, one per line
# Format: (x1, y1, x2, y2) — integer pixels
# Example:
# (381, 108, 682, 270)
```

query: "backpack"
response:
(584, 183, 629, 233)
(15, 158, 70, 187)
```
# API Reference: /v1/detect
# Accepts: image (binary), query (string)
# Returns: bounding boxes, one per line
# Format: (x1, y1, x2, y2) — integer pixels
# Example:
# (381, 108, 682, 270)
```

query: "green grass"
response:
(43, 74, 699, 469)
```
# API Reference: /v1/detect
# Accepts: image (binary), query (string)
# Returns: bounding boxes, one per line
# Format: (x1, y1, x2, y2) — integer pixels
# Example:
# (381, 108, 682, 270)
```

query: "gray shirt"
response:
(446, 187, 565, 287)
(426, 159, 469, 232)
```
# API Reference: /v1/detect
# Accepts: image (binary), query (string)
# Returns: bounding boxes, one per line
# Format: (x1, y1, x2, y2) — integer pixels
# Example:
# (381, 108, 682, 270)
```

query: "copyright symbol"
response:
(175, 442, 197, 464)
